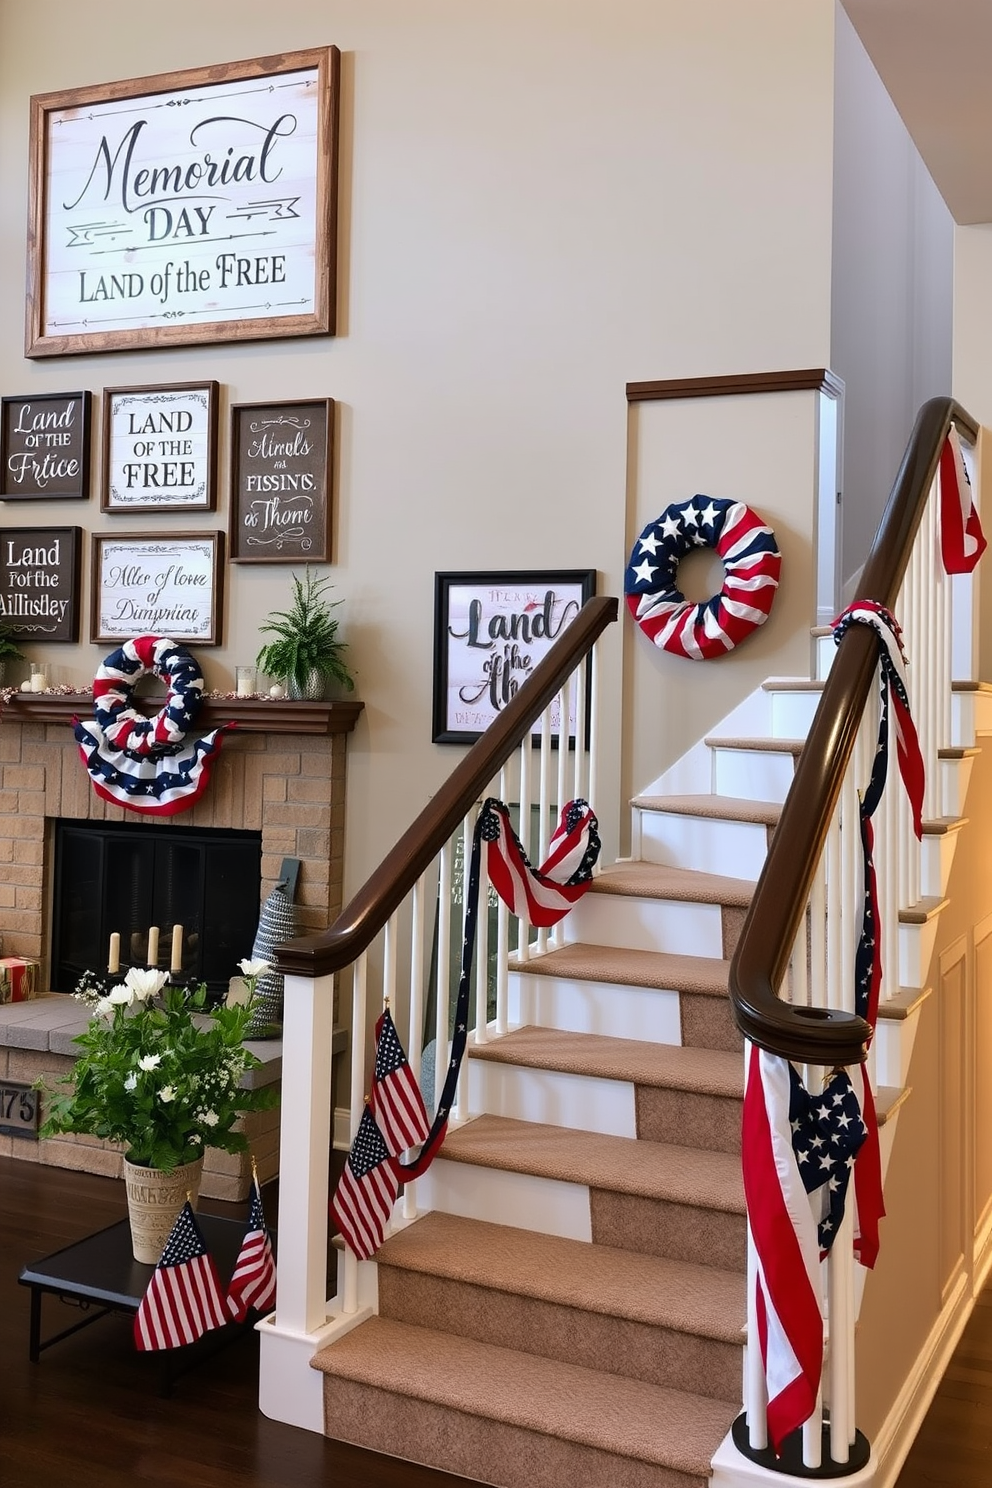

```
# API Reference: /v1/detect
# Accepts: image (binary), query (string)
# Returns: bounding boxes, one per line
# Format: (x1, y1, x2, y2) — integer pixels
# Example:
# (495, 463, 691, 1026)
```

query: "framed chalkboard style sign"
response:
(102, 382, 218, 513)
(25, 48, 340, 357)
(0, 526, 82, 642)
(229, 398, 333, 563)
(91, 532, 224, 645)
(0, 392, 91, 501)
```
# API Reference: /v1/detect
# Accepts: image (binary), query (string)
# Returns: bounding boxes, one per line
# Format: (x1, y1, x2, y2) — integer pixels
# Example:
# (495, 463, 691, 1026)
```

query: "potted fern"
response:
(256, 569, 354, 700)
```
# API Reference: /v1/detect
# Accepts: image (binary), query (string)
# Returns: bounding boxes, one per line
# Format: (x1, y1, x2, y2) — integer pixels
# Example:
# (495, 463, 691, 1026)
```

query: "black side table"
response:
(19, 1214, 254, 1394)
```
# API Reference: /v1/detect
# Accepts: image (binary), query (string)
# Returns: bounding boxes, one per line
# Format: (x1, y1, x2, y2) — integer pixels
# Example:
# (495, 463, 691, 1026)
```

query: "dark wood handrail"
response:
(730, 396, 980, 1064)
(276, 595, 619, 978)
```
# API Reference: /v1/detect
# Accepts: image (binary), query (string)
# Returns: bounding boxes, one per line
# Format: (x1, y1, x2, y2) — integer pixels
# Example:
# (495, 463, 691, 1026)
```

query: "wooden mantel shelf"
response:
(0, 692, 365, 737)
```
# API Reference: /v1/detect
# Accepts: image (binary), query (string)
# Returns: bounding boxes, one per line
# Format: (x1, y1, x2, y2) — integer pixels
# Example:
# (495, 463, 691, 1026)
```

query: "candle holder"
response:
(235, 665, 256, 698)
(29, 662, 48, 693)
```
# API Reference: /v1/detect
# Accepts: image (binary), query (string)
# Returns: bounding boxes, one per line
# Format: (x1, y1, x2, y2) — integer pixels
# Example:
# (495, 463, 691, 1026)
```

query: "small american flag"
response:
(330, 1106, 399, 1261)
(370, 1008, 431, 1156)
(133, 1201, 229, 1351)
(226, 1176, 276, 1323)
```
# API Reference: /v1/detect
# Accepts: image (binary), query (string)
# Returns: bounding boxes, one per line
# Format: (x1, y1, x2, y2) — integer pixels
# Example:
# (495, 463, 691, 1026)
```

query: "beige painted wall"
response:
(0, 0, 838, 906)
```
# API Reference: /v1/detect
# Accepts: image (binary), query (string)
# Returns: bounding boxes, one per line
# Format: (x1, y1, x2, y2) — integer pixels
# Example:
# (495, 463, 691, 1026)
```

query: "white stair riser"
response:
(874, 1010, 923, 1090)
(951, 692, 978, 750)
(566, 891, 725, 958)
(768, 690, 820, 737)
(920, 832, 961, 900)
(940, 754, 975, 817)
(637, 809, 769, 880)
(899, 919, 940, 991)
(508, 971, 683, 1046)
(816, 632, 836, 680)
(468, 1057, 637, 1138)
(711, 746, 797, 802)
(417, 1154, 593, 1241)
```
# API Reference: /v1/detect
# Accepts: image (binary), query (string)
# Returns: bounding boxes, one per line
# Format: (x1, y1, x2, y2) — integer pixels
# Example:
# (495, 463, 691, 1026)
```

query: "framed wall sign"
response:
(102, 382, 218, 513)
(432, 569, 596, 744)
(26, 47, 340, 358)
(0, 526, 81, 642)
(229, 398, 332, 562)
(0, 392, 91, 501)
(91, 532, 224, 645)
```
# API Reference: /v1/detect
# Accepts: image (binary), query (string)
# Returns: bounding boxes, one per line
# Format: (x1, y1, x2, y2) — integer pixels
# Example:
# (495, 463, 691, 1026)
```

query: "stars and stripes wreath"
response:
(73, 635, 234, 817)
(625, 496, 781, 660)
(330, 797, 600, 1260)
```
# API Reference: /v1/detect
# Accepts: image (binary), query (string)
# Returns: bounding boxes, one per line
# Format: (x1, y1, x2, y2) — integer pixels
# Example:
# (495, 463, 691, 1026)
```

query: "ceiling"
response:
(843, 0, 992, 224)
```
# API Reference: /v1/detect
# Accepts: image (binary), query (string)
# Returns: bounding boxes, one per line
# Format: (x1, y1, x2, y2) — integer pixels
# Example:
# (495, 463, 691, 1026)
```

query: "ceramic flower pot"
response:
(123, 1154, 204, 1264)
(287, 668, 325, 701)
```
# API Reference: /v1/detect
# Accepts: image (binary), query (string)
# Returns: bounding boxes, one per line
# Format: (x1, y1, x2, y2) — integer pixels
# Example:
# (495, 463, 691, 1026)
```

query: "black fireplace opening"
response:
(51, 820, 263, 1000)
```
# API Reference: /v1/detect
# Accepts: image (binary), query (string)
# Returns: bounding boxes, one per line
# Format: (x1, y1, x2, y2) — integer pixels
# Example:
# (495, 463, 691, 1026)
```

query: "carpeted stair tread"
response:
(313, 1314, 738, 1477)
(631, 793, 781, 827)
(513, 941, 731, 998)
(590, 859, 755, 907)
(469, 1024, 743, 1096)
(377, 1209, 745, 1341)
(703, 734, 805, 754)
(441, 1113, 745, 1212)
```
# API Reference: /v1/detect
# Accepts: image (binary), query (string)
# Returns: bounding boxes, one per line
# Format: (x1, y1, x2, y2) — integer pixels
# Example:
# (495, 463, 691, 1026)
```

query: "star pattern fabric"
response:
(788, 1064, 868, 1253)
(624, 496, 781, 660)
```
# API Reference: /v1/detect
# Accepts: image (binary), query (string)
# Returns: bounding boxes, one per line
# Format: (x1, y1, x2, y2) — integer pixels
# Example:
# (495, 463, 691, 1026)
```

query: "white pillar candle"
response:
(147, 925, 159, 967)
(108, 932, 120, 975)
(171, 924, 183, 974)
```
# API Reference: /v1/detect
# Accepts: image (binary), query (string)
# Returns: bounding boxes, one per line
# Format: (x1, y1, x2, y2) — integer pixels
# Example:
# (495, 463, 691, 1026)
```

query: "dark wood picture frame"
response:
(0, 526, 82, 642)
(229, 397, 333, 563)
(25, 48, 340, 358)
(90, 531, 224, 646)
(432, 569, 596, 745)
(0, 391, 91, 501)
(101, 381, 219, 514)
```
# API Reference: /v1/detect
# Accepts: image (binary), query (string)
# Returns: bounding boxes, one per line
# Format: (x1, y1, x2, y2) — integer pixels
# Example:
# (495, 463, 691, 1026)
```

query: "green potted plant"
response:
(256, 568, 355, 701)
(38, 966, 279, 1261)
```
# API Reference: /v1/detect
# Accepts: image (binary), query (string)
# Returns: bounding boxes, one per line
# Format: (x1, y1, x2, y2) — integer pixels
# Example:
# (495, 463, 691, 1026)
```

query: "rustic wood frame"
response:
(0, 525, 82, 642)
(101, 381, 219, 514)
(26, 48, 340, 357)
(432, 569, 596, 744)
(90, 531, 225, 646)
(229, 397, 333, 563)
(0, 391, 91, 501)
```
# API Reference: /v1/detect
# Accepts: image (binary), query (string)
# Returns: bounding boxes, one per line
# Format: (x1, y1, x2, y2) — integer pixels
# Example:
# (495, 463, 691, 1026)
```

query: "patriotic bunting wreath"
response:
(624, 496, 782, 660)
(74, 635, 233, 817)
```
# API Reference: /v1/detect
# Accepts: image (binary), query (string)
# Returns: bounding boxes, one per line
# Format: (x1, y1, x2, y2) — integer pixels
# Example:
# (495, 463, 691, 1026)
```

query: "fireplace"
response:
(51, 820, 262, 997)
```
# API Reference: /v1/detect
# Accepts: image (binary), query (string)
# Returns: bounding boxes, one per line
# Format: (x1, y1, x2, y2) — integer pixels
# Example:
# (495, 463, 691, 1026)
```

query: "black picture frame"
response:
(432, 569, 596, 745)
(0, 526, 82, 642)
(229, 397, 333, 562)
(0, 391, 91, 501)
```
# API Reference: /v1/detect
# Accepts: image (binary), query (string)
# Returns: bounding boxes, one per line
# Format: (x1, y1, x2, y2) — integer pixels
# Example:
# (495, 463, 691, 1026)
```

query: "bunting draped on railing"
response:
(330, 798, 600, 1259)
(940, 426, 986, 575)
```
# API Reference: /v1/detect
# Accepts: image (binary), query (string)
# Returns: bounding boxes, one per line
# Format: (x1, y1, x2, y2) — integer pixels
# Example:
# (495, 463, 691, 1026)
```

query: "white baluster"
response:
(517, 734, 533, 962)
(589, 643, 602, 872)
(574, 652, 589, 802)
(537, 706, 553, 956)
(826, 808, 842, 1008)
(455, 812, 474, 1120)
(810, 857, 827, 1010)
(496, 766, 510, 1035)
(435, 844, 452, 1113)
(551, 682, 569, 949)
(343, 953, 368, 1313)
(475, 827, 490, 1046)
(827, 1200, 855, 1463)
(403, 877, 427, 1220)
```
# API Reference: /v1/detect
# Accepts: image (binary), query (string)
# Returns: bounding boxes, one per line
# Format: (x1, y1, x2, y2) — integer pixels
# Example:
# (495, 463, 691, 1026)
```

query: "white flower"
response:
(201, 1110, 219, 1127)
(158, 1085, 176, 1103)
(238, 958, 271, 979)
(138, 1053, 161, 1071)
(94, 997, 115, 1019)
(124, 1073, 137, 1092)
(189, 1134, 202, 1145)
(124, 967, 169, 1002)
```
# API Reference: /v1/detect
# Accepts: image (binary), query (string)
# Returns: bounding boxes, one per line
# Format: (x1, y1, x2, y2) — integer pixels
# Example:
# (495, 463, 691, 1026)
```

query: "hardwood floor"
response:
(0, 1157, 464, 1488)
(3, 1154, 983, 1486)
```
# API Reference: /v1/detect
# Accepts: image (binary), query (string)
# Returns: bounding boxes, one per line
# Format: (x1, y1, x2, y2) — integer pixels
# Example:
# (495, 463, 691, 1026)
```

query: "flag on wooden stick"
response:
(370, 1008, 431, 1156)
(133, 1200, 229, 1351)
(330, 1106, 400, 1261)
(226, 1173, 276, 1322)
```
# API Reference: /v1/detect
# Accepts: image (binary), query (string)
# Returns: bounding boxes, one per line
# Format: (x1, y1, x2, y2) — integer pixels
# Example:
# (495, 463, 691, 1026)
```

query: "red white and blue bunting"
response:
(625, 496, 781, 660)
(74, 636, 233, 817)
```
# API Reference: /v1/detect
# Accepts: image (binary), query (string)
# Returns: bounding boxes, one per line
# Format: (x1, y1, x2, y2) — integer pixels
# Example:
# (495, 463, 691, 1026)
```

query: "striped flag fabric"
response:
(330, 1106, 400, 1261)
(481, 797, 600, 928)
(133, 1201, 229, 1351)
(226, 1176, 277, 1323)
(939, 426, 986, 574)
(742, 1044, 825, 1455)
(370, 1008, 431, 1155)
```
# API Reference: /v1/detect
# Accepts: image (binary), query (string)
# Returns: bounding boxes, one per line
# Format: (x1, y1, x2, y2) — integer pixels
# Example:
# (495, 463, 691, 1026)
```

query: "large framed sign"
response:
(0, 527, 81, 642)
(432, 569, 596, 744)
(102, 382, 218, 513)
(91, 532, 224, 645)
(25, 48, 340, 358)
(229, 398, 333, 562)
(0, 391, 91, 501)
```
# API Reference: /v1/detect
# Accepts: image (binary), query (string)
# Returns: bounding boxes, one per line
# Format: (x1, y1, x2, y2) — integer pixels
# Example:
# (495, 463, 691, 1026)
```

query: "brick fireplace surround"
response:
(0, 692, 361, 1197)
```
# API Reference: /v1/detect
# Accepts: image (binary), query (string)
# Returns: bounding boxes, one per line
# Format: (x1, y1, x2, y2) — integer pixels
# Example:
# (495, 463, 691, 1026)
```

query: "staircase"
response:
(310, 661, 841, 1487)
